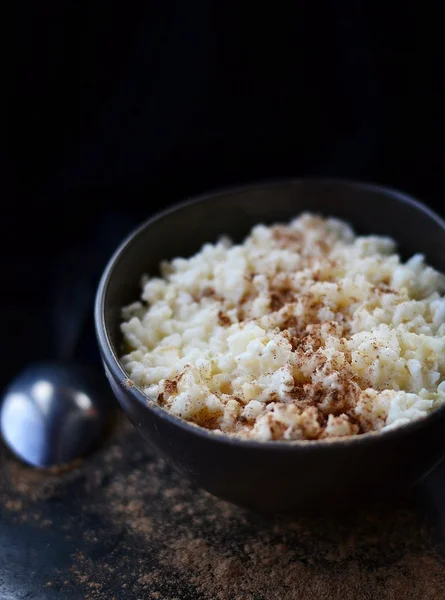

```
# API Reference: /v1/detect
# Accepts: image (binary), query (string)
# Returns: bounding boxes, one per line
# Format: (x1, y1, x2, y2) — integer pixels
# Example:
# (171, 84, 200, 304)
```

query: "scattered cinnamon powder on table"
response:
(1, 418, 444, 599)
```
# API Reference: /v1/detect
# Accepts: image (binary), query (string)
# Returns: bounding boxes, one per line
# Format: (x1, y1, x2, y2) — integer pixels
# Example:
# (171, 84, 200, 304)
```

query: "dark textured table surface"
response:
(1, 414, 444, 600)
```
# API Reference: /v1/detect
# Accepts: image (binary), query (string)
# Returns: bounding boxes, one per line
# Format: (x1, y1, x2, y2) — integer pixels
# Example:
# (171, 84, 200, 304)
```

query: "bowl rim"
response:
(95, 177, 445, 451)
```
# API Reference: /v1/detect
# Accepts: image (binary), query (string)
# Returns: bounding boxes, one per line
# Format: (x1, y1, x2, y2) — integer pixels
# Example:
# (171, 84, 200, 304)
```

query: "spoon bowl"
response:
(1, 362, 110, 468)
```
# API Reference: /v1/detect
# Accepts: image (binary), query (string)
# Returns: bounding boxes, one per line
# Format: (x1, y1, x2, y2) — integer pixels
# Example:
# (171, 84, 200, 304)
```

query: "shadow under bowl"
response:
(95, 179, 445, 513)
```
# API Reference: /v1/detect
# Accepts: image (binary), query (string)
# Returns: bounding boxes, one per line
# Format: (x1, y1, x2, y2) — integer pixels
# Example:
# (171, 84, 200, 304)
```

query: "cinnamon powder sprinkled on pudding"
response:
(121, 213, 445, 441)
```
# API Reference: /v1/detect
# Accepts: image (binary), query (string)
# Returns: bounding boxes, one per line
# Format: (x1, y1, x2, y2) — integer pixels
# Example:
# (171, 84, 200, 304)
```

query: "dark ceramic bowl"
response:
(95, 180, 445, 513)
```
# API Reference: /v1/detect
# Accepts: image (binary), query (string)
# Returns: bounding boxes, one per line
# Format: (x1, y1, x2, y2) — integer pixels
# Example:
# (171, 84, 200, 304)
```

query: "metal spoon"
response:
(0, 213, 133, 468)
(0, 362, 110, 468)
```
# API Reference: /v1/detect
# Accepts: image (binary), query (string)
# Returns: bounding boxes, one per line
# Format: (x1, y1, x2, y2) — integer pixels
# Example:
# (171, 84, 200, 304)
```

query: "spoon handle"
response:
(52, 212, 135, 361)
(53, 262, 92, 361)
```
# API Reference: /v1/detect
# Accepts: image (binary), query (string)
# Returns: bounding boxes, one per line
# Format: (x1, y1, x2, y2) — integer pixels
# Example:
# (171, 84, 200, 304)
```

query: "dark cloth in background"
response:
(5, 2, 445, 388)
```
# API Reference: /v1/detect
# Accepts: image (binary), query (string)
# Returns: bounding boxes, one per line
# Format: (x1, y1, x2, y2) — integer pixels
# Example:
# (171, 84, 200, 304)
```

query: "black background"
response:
(6, 2, 445, 387)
